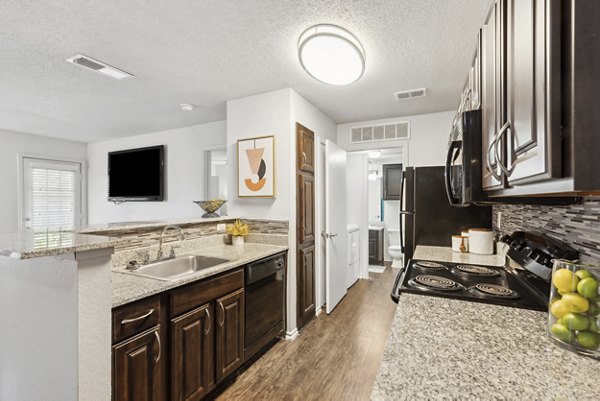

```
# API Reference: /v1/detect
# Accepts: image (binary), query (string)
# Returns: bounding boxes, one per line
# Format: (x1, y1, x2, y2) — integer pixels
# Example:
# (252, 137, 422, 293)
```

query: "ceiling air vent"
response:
(350, 121, 410, 144)
(394, 88, 427, 101)
(67, 54, 133, 80)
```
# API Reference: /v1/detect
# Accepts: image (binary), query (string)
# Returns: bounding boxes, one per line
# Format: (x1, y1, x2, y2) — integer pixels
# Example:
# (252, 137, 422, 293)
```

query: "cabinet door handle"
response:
(486, 129, 502, 182)
(121, 308, 154, 325)
(205, 308, 211, 335)
(154, 330, 161, 364)
(218, 302, 225, 327)
(495, 121, 515, 177)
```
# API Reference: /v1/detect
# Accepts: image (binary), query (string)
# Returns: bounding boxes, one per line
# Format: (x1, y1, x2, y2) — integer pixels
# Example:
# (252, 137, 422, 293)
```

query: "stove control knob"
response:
(512, 241, 525, 251)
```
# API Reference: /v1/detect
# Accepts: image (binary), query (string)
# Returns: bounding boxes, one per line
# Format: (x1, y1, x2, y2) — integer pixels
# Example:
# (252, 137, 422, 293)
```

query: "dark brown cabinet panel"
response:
(504, 0, 561, 185)
(481, 0, 504, 190)
(113, 326, 162, 401)
(216, 288, 245, 383)
(296, 123, 316, 331)
(297, 245, 316, 328)
(297, 173, 315, 243)
(171, 304, 214, 401)
(368, 229, 384, 265)
(382, 164, 403, 200)
(297, 123, 315, 172)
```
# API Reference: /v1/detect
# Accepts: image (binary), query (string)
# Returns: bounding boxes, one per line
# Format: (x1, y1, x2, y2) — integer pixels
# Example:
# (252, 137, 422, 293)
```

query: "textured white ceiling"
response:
(0, 0, 491, 143)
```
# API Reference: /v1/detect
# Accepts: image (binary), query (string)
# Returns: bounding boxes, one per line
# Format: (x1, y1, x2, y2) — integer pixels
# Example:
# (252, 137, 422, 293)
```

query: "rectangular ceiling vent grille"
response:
(66, 54, 133, 80)
(394, 88, 427, 101)
(350, 121, 410, 144)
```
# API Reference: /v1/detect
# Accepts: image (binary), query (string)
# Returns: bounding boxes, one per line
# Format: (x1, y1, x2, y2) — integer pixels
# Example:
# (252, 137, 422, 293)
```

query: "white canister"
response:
(468, 228, 494, 255)
(461, 231, 469, 238)
(452, 235, 469, 253)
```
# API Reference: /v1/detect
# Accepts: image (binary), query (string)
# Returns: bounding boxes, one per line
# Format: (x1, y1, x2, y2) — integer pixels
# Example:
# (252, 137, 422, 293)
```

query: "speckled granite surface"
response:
(0, 230, 125, 259)
(79, 216, 237, 234)
(413, 245, 505, 266)
(112, 243, 287, 307)
(372, 246, 600, 401)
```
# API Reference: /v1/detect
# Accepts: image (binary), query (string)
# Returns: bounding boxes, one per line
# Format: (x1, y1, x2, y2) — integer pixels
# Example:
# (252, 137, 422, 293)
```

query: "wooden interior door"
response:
(296, 123, 316, 331)
(215, 289, 244, 383)
(170, 304, 214, 401)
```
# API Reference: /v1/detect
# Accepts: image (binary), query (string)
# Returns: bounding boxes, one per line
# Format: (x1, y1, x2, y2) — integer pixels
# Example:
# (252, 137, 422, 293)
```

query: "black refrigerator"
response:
(400, 166, 492, 265)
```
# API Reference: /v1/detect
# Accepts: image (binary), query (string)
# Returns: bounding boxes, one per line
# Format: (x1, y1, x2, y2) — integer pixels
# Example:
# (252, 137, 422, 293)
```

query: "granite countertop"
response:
(413, 245, 505, 266)
(112, 243, 287, 307)
(0, 230, 126, 259)
(80, 216, 238, 234)
(372, 246, 600, 400)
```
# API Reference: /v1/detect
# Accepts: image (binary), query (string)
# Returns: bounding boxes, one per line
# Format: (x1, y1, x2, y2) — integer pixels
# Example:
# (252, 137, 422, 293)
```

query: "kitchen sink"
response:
(123, 255, 230, 281)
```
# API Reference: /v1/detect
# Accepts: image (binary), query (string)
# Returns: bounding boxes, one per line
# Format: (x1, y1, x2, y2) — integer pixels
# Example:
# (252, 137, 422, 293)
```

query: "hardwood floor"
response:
(216, 263, 398, 401)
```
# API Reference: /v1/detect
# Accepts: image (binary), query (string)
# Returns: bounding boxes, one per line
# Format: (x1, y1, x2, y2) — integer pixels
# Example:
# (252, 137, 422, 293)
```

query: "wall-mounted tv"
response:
(108, 145, 164, 202)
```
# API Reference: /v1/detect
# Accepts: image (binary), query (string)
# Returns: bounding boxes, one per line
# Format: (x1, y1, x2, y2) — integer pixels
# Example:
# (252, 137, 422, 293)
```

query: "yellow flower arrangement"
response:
(226, 219, 250, 237)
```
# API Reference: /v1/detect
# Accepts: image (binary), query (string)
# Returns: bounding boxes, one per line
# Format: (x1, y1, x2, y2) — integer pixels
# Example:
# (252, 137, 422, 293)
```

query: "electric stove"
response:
(391, 258, 549, 311)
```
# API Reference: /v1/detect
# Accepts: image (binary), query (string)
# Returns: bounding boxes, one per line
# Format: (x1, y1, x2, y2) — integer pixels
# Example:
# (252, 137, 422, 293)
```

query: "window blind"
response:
(30, 167, 77, 230)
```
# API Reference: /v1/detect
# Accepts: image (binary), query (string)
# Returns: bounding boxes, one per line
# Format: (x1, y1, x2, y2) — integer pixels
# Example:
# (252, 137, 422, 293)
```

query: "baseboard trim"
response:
(315, 306, 324, 317)
(285, 328, 299, 341)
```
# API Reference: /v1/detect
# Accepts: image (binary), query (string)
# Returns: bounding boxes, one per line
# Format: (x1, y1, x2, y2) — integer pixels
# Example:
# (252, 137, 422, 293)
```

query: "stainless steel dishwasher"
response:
(244, 252, 286, 362)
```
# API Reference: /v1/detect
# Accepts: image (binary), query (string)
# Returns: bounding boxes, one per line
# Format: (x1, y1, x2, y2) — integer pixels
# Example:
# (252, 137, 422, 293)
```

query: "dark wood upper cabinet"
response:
(504, 0, 561, 185)
(113, 326, 162, 401)
(297, 123, 315, 173)
(478, 0, 600, 196)
(481, 0, 504, 190)
(170, 304, 214, 401)
(382, 164, 403, 200)
(297, 173, 315, 243)
(216, 288, 245, 383)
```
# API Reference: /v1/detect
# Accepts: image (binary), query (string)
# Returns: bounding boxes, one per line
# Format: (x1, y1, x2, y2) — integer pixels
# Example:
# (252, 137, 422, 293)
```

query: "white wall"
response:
(87, 121, 226, 224)
(337, 110, 455, 167)
(226, 88, 336, 334)
(0, 129, 87, 233)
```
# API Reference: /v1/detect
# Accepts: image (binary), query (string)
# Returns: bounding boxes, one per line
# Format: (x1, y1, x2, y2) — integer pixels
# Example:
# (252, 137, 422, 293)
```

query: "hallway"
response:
(216, 265, 398, 401)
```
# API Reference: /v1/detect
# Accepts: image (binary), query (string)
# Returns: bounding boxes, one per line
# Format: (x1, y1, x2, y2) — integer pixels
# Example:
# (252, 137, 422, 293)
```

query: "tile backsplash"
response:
(493, 197, 600, 264)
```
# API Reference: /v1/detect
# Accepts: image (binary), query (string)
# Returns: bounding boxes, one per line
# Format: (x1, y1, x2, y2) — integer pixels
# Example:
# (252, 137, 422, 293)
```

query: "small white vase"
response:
(232, 235, 244, 246)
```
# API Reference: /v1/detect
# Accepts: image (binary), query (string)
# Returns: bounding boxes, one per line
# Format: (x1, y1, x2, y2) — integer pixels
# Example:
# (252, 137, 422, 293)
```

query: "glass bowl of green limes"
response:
(548, 259, 600, 359)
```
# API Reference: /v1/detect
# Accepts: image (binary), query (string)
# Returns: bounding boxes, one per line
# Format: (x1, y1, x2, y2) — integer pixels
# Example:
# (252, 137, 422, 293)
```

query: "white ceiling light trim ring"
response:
(298, 24, 366, 86)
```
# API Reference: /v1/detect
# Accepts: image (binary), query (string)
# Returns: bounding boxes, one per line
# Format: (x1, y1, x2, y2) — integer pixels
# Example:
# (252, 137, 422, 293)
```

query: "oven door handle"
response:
(390, 267, 406, 303)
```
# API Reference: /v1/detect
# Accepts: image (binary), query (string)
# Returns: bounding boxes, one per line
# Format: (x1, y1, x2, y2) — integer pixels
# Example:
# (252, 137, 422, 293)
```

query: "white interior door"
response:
(325, 140, 348, 314)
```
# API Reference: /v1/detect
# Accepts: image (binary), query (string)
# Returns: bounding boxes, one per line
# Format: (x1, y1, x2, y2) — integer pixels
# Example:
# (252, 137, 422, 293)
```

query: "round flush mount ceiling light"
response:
(298, 24, 366, 86)
(180, 103, 194, 111)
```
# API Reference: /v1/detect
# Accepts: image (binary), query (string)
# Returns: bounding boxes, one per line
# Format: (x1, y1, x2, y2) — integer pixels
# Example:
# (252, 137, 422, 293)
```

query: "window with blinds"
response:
(22, 157, 82, 231)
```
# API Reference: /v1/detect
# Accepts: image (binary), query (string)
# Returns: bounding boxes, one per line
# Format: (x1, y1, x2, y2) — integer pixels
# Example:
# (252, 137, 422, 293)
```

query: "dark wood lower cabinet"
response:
(112, 267, 255, 401)
(113, 326, 162, 401)
(171, 304, 215, 401)
(297, 245, 316, 329)
(216, 288, 245, 383)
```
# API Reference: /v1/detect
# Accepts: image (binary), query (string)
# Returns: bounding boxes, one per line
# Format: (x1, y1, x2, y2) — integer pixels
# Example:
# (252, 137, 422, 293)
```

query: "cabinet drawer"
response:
(170, 268, 244, 317)
(112, 296, 161, 344)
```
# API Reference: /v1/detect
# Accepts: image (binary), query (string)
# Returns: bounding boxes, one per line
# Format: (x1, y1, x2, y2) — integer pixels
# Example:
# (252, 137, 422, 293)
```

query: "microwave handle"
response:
(444, 140, 463, 206)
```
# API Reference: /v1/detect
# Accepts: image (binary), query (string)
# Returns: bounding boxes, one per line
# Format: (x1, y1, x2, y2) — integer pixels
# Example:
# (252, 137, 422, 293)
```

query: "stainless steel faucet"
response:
(157, 225, 185, 260)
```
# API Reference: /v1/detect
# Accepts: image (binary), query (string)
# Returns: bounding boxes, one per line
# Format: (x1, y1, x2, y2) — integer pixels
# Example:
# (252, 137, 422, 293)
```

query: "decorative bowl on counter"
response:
(193, 199, 226, 218)
(548, 259, 600, 359)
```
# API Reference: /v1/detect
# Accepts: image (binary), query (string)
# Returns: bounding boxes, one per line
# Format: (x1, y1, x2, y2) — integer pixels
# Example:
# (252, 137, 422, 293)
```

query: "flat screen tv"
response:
(108, 145, 164, 202)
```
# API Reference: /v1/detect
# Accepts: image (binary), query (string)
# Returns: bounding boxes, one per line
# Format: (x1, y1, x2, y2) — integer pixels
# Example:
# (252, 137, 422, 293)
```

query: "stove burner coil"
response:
(471, 283, 520, 299)
(410, 275, 464, 292)
(414, 261, 446, 271)
(453, 264, 501, 277)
